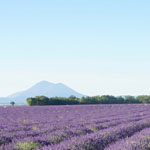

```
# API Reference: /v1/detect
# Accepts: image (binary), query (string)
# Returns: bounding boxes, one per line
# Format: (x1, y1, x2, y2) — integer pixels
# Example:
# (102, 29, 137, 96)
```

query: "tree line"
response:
(26, 95, 150, 106)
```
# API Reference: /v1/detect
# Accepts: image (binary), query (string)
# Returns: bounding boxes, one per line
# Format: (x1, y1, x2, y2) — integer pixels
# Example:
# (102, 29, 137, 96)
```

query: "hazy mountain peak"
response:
(55, 82, 65, 86)
(3, 81, 85, 104)
(34, 80, 54, 86)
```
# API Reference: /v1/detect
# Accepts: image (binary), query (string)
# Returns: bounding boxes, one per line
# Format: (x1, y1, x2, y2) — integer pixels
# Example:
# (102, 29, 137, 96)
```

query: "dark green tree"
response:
(136, 95, 150, 103)
(124, 96, 135, 103)
(10, 101, 15, 106)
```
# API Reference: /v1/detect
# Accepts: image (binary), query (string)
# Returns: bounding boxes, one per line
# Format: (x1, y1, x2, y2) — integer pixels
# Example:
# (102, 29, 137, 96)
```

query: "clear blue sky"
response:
(0, 0, 150, 97)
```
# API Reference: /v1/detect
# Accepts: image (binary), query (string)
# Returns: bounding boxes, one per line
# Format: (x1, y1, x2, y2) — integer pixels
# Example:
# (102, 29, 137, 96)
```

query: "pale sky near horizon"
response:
(0, 0, 150, 97)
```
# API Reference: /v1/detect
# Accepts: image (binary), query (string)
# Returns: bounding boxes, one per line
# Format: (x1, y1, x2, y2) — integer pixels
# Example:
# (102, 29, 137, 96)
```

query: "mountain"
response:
(0, 97, 11, 104)
(3, 81, 84, 104)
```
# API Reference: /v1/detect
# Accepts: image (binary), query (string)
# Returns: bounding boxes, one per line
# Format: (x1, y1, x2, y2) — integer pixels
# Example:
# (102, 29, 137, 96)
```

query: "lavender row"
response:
(42, 119, 150, 150)
(0, 115, 135, 147)
(2, 119, 148, 150)
(1, 104, 150, 149)
(105, 127, 150, 150)
(1, 112, 150, 148)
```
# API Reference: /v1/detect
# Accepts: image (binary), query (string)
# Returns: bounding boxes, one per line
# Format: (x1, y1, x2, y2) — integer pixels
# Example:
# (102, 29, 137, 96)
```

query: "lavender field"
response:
(1, 104, 150, 150)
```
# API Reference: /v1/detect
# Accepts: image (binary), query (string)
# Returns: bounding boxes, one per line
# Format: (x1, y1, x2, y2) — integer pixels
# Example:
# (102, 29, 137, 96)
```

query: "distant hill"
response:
(0, 97, 11, 104)
(1, 81, 84, 104)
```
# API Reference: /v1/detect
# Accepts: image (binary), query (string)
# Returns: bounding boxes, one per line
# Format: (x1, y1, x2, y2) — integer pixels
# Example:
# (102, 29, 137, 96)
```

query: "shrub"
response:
(15, 141, 41, 150)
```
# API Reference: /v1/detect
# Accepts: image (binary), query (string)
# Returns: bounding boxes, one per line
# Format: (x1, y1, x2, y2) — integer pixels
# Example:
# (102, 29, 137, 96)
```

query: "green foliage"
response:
(79, 96, 99, 104)
(27, 95, 79, 106)
(116, 96, 124, 104)
(136, 95, 150, 103)
(10, 101, 15, 106)
(26, 95, 150, 106)
(98, 95, 117, 104)
(15, 141, 41, 150)
(124, 96, 136, 103)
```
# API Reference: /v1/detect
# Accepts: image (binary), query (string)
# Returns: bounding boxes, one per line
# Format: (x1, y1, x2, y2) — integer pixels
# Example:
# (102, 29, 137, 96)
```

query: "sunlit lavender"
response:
(0, 104, 150, 150)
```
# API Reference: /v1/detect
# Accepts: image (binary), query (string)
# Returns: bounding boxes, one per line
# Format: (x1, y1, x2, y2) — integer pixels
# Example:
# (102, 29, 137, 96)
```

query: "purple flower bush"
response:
(1, 104, 150, 149)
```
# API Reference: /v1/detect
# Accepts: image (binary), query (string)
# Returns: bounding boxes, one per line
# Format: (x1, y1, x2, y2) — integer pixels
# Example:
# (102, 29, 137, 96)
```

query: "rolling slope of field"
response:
(0, 104, 150, 150)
